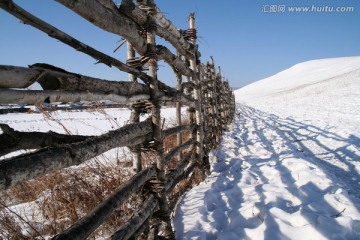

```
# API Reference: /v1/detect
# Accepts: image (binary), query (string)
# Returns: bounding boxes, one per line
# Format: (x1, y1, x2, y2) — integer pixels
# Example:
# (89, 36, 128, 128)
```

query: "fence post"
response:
(176, 42, 183, 159)
(188, 13, 205, 172)
(127, 42, 142, 173)
(210, 58, 221, 145)
(145, 1, 174, 238)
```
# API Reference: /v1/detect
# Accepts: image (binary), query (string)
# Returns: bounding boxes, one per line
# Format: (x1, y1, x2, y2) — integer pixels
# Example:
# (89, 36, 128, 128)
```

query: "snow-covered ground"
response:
(174, 56, 360, 239)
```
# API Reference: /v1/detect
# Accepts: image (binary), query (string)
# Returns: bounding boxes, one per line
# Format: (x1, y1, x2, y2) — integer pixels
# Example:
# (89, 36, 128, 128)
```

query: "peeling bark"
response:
(0, 0, 141, 76)
(120, 0, 193, 59)
(0, 124, 88, 156)
(30, 64, 149, 95)
(0, 65, 41, 88)
(56, 0, 148, 55)
(0, 119, 153, 191)
(0, 89, 150, 105)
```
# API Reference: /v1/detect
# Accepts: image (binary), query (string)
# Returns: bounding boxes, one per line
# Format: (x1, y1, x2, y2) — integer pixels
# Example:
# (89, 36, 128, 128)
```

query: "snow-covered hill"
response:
(235, 56, 360, 134)
(174, 57, 360, 239)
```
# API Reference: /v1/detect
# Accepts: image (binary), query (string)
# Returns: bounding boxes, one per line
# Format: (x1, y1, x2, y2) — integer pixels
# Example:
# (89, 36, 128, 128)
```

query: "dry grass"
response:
(0, 158, 137, 239)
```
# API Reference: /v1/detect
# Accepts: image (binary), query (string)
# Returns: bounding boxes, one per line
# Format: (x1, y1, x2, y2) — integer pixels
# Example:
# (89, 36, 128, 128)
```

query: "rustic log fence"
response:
(0, 0, 235, 239)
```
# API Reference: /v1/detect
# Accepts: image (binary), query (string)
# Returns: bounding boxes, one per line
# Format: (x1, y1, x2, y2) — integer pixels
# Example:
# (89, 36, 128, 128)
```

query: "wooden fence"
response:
(0, 0, 235, 239)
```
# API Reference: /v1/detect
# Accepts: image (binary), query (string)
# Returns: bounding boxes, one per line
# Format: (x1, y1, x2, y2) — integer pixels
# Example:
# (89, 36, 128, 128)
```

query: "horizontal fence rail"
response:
(0, 0, 235, 239)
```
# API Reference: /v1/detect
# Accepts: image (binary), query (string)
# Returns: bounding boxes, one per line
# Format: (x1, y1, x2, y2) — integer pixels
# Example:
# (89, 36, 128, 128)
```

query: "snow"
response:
(174, 56, 360, 239)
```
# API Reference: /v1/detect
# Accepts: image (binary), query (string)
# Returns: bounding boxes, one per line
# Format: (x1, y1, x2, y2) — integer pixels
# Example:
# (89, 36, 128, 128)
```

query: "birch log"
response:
(0, 1, 189, 98)
(0, 65, 40, 88)
(0, 124, 88, 156)
(127, 41, 142, 173)
(0, 89, 149, 105)
(145, 1, 174, 237)
(165, 151, 193, 192)
(56, 0, 193, 78)
(0, 119, 153, 191)
(56, 0, 147, 55)
(0, 0, 140, 76)
(30, 64, 149, 95)
(188, 14, 204, 165)
(120, 0, 193, 59)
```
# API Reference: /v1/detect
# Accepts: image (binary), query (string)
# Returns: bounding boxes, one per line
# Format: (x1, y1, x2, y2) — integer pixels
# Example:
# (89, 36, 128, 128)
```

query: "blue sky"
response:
(1, 0, 360, 88)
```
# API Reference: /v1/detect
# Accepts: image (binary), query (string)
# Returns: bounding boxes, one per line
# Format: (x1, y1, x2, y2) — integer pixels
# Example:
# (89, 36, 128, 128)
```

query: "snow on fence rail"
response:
(0, 0, 235, 239)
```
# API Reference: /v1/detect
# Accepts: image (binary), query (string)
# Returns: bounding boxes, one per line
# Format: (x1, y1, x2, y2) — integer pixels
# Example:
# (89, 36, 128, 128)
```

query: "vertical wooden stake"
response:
(176, 75, 183, 159)
(176, 42, 183, 159)
(127, 42, 142, 173)
(146, 1, 174, 238)
(188, 13, 205, 171)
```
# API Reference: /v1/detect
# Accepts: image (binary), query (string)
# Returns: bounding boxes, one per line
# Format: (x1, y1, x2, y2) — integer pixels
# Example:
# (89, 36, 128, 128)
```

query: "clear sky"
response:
(1, 0, 360, 88)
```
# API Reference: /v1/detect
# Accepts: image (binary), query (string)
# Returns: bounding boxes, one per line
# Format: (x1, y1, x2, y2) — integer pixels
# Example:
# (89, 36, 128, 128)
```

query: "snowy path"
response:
(174, 104, 360, 240)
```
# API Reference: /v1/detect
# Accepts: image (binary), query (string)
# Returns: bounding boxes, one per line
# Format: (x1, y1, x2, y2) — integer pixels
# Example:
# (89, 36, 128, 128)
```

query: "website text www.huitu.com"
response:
(262, 5, 355, 13)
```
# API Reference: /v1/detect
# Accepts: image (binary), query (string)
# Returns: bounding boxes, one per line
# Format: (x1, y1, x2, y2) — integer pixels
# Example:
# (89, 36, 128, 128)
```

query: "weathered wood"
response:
(0, 124, 87, 156)
(97, 0, 119, 15)
(57, 0, 193, 78)
(127, 41, 142, 173)
(0, 0, 187, 97)
(175, 63, 183, 159)
(56, 0, 147, 55)
(0, 89, 150, 105)
(0, 119, 153, 191)
(168, 163, 197, 211)
(128, 217, 150, 240)
(0, 64, 153, 104)
(164, 139, 194, 163)
(163, 124, 196, 138)
(0, 0, 141, 76)
(52, 166, 157, 240)
(161, 92, 195, 108)
(188, 14, 204, 167)
(110, 195, 158, 240)
(29, 64, 149, 95)
(152, 4, 192, 52)
(0, 65, 40, 88)
(181, 82, 195, 92)
(120, 0, 193, 59)
(145, 1, 174, 237)
(156, 45, 193, 77)
(165, 151, 193, 192)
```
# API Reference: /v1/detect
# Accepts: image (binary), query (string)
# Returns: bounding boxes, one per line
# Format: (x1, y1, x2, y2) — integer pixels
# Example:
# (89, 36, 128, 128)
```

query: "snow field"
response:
(174, 104, 360, 240)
